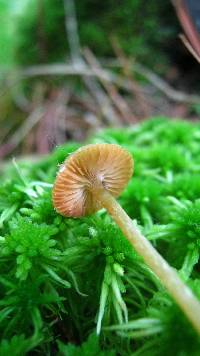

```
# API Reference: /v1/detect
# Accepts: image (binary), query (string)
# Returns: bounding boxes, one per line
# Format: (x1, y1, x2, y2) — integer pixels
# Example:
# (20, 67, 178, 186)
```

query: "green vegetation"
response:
(0, 1, 15, 67)
(0, 0, 178, 68)
(1, 118, 200, 354)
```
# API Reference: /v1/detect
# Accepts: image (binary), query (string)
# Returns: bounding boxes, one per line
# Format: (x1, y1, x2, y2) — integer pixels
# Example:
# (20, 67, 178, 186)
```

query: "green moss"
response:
(1, 117, 200, 354)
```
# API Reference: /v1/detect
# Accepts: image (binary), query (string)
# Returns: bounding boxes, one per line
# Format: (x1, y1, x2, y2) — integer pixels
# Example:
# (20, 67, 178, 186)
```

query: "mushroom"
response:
(53, 143, 200, 334)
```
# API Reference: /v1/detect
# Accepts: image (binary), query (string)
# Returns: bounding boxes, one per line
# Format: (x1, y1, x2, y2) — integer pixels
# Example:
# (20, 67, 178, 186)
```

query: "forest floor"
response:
(0, 52, 200, 160)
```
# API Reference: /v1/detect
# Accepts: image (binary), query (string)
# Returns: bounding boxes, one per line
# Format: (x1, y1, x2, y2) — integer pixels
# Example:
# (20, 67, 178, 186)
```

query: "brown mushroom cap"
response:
(52, 143, 133, 217)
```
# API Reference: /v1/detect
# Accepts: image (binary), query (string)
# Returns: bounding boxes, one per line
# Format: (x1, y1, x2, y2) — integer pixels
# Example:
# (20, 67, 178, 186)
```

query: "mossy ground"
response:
(1, 117, 200, 355)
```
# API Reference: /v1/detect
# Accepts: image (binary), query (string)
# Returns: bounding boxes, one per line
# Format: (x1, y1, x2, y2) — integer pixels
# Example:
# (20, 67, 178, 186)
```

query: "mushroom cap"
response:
(52, 143, 133, 217)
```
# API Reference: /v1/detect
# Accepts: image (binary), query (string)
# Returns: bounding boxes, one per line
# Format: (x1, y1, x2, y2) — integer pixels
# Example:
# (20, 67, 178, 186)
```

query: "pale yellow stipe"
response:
(53, 143, 200, 335)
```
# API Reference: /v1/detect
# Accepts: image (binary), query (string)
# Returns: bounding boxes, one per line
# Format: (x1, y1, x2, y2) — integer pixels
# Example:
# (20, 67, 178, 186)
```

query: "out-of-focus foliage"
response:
(0, 0, 15, 67)
(1, 117, 200, 354)
(13, 0, 178, 68)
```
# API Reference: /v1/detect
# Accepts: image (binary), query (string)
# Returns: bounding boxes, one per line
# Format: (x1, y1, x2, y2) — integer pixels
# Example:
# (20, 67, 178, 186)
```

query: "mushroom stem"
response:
(93, 186, 200, 335)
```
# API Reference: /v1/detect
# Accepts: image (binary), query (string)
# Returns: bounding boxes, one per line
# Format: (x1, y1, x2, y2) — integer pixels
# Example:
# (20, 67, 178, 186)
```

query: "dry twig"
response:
(111, 38, 151, 118)
(179, 33, 200, 64)
(35, 88, 70, 153)
(19, 62, 200, 104)
(63, 0, 82, 64)
(0, 107, 45, 158)
(62, 0, 120, 126)
(83, 48, 137, 124)
(172, 0, 200, 62)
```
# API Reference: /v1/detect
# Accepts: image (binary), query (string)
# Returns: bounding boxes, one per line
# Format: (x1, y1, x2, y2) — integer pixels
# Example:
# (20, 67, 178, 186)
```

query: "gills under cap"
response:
(52, 143, 133, 217)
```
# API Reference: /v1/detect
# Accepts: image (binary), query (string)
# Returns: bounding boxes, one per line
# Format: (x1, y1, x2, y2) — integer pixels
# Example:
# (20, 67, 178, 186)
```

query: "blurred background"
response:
(0, 0, 200, 159)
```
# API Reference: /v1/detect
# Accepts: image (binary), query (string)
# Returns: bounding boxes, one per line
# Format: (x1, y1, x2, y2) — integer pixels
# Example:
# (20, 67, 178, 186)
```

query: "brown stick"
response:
(111, 37, 151, 118)
(172, 0, 200, 60)
(83, 48, 137, 124)
(0, 107, 44, 158)
(16, 62, 200, 104)
(180, 34, 200, 63)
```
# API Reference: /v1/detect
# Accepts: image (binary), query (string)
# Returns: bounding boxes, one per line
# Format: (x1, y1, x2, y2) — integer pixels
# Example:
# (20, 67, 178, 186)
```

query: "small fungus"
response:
(53, 143, 200, 334)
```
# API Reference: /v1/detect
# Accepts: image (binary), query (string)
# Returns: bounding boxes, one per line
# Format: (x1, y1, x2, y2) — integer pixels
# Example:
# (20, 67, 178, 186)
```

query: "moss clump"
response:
(1, 117, 200, 355)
